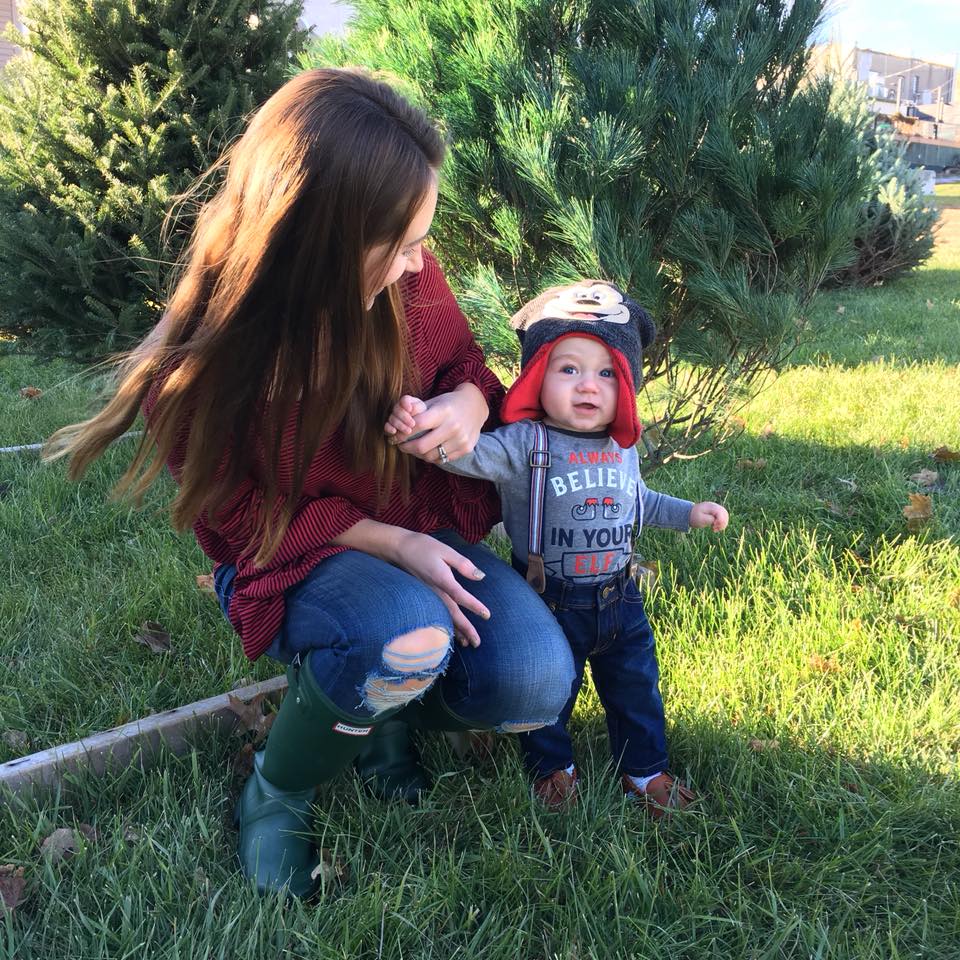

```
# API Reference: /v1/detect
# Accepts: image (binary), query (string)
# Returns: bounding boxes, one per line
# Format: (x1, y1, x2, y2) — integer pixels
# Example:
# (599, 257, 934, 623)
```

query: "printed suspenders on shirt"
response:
(525, 422, 643, 594)
(525, 421, 551, 594)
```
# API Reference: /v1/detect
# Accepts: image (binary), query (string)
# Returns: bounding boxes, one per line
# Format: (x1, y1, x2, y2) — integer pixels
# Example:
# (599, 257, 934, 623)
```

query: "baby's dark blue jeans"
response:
(513, 558, 670, 779)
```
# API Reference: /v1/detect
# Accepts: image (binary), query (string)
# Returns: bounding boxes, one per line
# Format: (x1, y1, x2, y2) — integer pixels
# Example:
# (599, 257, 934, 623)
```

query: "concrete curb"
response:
(0, 674, 288, 795)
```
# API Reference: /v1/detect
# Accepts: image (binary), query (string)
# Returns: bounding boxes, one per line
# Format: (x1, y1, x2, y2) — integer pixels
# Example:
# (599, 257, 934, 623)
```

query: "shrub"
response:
(829, 111, 939, 288)
(304, 0, 871, 464)
(0, 0, 307, 358)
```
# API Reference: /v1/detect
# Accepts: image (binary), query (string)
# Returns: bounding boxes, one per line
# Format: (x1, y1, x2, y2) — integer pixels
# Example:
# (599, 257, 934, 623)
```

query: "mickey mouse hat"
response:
(500, 281, 656, 447)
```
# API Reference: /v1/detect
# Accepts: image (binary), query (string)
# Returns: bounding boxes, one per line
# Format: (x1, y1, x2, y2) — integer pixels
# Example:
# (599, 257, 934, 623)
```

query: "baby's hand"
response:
(385, 395, 428, 442)
(689, 501, 729, 533)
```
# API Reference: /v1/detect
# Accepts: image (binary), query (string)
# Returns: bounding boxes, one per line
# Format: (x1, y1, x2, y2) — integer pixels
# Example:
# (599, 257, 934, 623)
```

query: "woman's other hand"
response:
(393, 382, 488, 464)
(392, 530, 490, 647)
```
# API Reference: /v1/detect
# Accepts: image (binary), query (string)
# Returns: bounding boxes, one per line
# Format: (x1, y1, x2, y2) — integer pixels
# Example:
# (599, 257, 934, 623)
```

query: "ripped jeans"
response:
(214, 530, 574, 732)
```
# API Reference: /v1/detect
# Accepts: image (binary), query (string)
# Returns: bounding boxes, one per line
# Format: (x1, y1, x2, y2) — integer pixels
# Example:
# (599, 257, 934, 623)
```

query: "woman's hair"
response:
(45, 68, 445, 566)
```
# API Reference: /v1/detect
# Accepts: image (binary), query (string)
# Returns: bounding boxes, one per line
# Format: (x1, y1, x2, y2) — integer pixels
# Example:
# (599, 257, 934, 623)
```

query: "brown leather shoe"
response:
(533, 767, 578, 808)
(621, 772, 695, 820)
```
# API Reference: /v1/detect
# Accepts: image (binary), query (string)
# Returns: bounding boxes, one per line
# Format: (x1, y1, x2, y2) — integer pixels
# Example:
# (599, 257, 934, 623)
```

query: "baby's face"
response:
(540, 336, 618, 433)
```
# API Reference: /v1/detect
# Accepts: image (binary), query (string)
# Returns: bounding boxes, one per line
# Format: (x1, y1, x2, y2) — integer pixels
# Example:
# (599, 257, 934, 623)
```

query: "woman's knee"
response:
(360, 626, 452, 715)
(463, 638, 575, 734)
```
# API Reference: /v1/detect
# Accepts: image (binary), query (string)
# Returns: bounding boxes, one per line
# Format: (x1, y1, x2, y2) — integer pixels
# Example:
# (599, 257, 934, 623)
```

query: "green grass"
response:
(935, 182, 960, 209)
(1, 240, 959, 958)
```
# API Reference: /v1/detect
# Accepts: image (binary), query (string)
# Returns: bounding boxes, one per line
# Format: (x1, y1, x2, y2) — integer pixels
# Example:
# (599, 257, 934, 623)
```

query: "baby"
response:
(388, 282, 728, 815)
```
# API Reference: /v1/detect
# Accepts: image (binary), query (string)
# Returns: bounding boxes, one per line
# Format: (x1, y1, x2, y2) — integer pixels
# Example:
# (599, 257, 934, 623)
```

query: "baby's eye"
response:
(600, 368, 615, 378)
(560, 365, 577, 375)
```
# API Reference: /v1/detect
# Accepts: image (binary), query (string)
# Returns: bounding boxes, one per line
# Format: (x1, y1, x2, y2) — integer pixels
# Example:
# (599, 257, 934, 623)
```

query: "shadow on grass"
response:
(1, 709, 957, 959)
(0, 430, 957, 760)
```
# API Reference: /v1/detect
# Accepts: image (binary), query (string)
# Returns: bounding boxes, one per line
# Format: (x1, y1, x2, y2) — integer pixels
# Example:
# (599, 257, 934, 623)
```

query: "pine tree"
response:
(828, 88, 939, 287)
(0, 0, 307, 358)
(305, 0, 871, 464)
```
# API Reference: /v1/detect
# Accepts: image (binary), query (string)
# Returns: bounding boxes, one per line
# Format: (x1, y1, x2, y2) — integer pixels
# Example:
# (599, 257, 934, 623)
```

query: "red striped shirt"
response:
(150, 251, 504, 660)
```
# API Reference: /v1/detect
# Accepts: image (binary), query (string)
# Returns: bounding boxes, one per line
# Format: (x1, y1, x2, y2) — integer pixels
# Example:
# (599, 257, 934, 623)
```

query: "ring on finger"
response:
(437, 443, 449, 465)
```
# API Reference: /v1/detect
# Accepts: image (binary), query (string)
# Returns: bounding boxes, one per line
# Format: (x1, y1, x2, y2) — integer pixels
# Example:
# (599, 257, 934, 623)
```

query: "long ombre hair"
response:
(45, 69, 445, 566)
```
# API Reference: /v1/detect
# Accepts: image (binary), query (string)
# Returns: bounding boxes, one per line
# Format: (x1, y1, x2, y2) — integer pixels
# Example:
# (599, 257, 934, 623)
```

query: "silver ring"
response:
(437, 444, 449, 465)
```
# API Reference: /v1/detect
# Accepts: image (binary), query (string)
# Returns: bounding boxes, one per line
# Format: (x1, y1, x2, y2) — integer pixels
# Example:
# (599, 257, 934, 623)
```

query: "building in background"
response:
(299, 0, 353, 37)
(813, 42, 960, 171)
(0, 0, 21, 68)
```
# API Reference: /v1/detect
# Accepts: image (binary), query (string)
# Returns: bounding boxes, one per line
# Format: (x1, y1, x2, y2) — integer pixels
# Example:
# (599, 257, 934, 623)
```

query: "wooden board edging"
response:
(0, 675, 289, 796)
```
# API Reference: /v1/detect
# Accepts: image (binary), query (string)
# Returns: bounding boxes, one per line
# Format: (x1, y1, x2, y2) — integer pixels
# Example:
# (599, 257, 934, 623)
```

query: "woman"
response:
(47, 68, 574, 897)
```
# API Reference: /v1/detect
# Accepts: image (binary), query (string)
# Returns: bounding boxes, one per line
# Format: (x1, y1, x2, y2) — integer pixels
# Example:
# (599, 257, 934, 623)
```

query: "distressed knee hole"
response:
(499, 720, 552, 734)
(382, 626, 450, 673)
(362, 674, 436, 713)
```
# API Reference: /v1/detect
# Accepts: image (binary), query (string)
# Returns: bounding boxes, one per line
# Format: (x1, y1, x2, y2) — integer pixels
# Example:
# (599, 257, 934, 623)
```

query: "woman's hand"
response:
(332, 519, 491, 646)
(385, 382, 488, 464)
(390, 530, 491, 647)
(689, 501, 729, 532)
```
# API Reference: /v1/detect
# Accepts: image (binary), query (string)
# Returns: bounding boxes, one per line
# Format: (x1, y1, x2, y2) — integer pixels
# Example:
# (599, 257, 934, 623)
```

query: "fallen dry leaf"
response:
(926, 299, 934, 310)
(633, 559, 659, 588)
(836, 305, 846, 314)
(40, 829, 77, 862)
(903, 493, 933, 532)
(310, 849, 350, 887)
(736, 458, 768, 470)
(228, 692, 266, 731)
(134, 621, 171, 654)
(0, 865, 26, 914)
(18, 386, 41, 399)
(932, 446, 960, 462)
(1, 731, 29, 753)
(231, 742, 256, 779)
(841, 781, 861, 794)
(809, 654, 840, 674)
(728, 416, 747, 431)
(122, 824, 142, 845)
(77, 824, 98, 843)
(749, 738, 780, 752)
(949, 589, 960, 609)
(228, 693, 275, 744)
(910, 468, 940, 488)
(899, 436, 910, 450)
(195, 573, 215, 595)
(837, 477, 858, 492)
(894, 614, 909, 625)
(759, 421, 775, 439)
(819, 499, 855, 518)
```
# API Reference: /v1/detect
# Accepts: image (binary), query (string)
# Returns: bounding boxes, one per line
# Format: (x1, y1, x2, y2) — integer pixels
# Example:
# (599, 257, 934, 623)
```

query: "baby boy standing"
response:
(387, 282, 728, 814)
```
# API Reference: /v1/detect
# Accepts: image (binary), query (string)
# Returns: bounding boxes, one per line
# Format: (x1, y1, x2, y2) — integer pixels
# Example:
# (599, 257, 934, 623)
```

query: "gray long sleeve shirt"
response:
(442, 421, 693, 583)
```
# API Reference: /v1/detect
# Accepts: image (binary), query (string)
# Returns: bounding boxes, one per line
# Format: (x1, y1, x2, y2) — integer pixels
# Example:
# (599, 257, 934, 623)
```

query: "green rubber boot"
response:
(354, 684, 494, 803)
(235, 653, 386, 897)
(406, 682, 491, 733)
(353, 718, 431, 805)
(408, 683, 496, 761)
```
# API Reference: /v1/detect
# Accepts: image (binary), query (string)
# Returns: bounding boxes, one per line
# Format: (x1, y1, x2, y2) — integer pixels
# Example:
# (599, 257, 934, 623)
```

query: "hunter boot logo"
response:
(572, 497, 599, 521)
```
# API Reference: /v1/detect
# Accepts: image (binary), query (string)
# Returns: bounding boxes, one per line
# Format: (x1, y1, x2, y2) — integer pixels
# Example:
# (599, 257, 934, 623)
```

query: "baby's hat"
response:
(500, 280, 656, 447)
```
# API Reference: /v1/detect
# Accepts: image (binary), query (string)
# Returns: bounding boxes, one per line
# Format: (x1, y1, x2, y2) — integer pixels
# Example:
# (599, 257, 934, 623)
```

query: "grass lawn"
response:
(934, 181, 960, 209)
(0, 233, 958, 957)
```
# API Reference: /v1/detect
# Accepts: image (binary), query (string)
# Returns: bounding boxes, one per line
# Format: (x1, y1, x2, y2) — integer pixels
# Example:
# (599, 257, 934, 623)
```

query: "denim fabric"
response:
(214, 530, 574, 729)
(514, 560, 669, 778)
